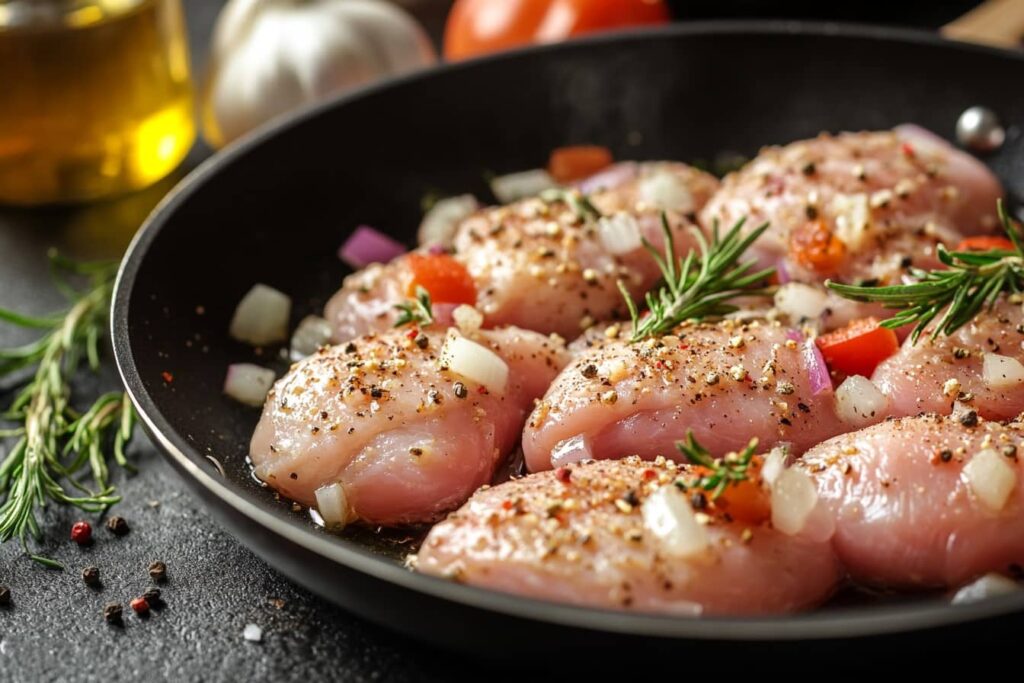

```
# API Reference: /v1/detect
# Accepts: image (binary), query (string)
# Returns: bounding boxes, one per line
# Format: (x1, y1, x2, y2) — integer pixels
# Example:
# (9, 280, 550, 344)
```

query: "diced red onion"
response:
(314, 482, 351, 529)
(574, 162, 638, 194)
(775, 258, 791, 284)
(788, 329, 831, 395)
(339, 225, 407, 269)
(952, 573, 1020, 605)
(550, 434, 592, 468)
(430, 303, 459, 329)
(223, 363, 276, 406)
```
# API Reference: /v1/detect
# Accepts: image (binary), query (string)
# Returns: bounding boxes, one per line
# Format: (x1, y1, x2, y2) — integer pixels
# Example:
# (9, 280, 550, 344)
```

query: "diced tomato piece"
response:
(788, 219, 846, 275)
(405, 253, 477, 305)
(548, 145, 613, 183)
(816, 317, 900, 378)
(955, 235, 1015, 252)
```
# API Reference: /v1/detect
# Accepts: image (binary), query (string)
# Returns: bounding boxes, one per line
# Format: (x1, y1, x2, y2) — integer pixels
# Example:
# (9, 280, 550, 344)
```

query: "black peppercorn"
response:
(453, 382, 468, 399)
(581, 364, 598, 379)
(148, 560, 167, 583)
(415, 334, 429, 350)
(959, 410, 979, 427)
(142, 588, 161, 605)
(940, 449, 954, 463)
(103, 602, 123, 625)
(0, 585, 10, 607)
(82, 566, 101, 587)
(106, 516, 129, 536)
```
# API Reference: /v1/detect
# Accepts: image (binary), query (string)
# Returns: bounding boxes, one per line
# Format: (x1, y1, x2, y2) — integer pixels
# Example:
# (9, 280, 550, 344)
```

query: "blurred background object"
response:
(201, 0, 436, 149)
(0, 0, 195, 205)
(442, 0, 670, 61)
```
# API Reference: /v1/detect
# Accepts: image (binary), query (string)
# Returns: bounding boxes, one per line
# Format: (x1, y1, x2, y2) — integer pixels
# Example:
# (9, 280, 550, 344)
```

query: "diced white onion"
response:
(418, 194, 478, 248)
(952, 573, 1020, 605)
(223, 363, 276, 407)
(829, 192, 870, 251)
(771, 467, 818, 536)
(774, 283, 829, 321)
(637, 170, 694, 213)
(230, 284, 291, 346)
(760, 446, 790, 487)
(452, 304, 483, 334)
(314, 482, 352, 529)
(289, 315, 332, 360)
(963, 448, 1017, 511)
(834, 375, 889, 426)
(440, 333, 508, 394)
(641, 485, 709, 558)
(983, 352, 1024, 389)
(550, 434, 592, 468)
(596, 212, 643, 255)
(490, 169, 557, 204)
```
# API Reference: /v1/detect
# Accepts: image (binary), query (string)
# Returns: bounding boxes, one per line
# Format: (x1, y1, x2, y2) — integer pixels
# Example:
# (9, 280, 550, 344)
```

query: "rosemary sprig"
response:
(674, 430, 759, 499)
(394, 286, 434, 328)
(0, 251, 135, 567)
(619, 215, 775, 341)
(826, 200, 1024, 343)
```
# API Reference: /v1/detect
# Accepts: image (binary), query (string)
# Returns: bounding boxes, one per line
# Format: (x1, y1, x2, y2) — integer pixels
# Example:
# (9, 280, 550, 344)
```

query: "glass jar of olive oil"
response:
(0, 0, 195, 205)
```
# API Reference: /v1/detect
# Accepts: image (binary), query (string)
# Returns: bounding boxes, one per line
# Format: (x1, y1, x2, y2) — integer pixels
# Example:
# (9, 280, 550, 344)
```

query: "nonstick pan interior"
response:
(113, 22, 1024, 649)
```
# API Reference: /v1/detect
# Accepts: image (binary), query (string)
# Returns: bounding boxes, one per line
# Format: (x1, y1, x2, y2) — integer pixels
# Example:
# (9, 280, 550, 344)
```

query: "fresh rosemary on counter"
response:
(827, 200, 1024, 343)
(0, 251, 135, 567)
(619, 215, 775, 341)
(394, 286, 435, 328)
(675, 430, 759, 499)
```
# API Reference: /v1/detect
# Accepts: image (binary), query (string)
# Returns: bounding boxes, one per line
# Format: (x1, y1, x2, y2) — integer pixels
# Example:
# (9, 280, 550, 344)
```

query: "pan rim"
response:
(112, 19, 1024, 641)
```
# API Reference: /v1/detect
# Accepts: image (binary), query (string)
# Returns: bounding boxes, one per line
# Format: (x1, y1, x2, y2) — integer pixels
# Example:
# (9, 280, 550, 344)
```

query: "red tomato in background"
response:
(444, 0, 671, 61)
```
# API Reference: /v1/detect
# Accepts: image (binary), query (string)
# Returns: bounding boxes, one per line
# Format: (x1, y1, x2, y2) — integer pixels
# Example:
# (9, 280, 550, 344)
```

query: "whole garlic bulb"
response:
(202, 0, 437, 148)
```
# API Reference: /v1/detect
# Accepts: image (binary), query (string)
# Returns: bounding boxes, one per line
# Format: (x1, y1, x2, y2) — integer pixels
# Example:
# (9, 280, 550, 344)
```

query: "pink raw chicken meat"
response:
(803, 413, 1024, 588)
(522, 320, 854, 473)
(416, 456, 841, 615)
(324, 162, 719, 342)
(249, 325, 568, 525)
(872, 296, 1024, 421)
(701, 126, 1003, 330)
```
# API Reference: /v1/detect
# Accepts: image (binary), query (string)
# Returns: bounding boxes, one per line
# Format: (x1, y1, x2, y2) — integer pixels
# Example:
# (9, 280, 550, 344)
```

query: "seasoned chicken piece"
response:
(416, 456, 841, 615)
(324, 162, 719, 342)
(249, 325, 569, 525)
(872, 297, 1024, 421)
(804, 413, 1024, 588)
(702, 126, 1003, 330)
(522, 320, 853, 473)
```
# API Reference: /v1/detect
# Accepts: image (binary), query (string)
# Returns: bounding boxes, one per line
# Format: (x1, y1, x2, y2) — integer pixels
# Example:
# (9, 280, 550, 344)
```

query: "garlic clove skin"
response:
(203, 0, 437, 148)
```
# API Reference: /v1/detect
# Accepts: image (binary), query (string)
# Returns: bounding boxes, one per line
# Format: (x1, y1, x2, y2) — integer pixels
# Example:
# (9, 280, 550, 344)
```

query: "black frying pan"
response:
(112, 22, 1024, 654)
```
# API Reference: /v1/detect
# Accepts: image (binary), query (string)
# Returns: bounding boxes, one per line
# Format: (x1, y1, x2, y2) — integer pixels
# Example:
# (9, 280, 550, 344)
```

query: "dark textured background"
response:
(0, 1, 1001, 681)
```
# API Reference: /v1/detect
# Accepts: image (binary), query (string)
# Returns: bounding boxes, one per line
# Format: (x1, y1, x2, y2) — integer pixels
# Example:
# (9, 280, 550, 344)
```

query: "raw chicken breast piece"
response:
(523, 320, 856, 473)
(324, 162, 719, 342)
(701, 127, 1003, 330)
(872, 296, 1024, 421)
(249, 325, 569, 525)
(417, 456, 841, 615)
(804, 413, 1024, 588)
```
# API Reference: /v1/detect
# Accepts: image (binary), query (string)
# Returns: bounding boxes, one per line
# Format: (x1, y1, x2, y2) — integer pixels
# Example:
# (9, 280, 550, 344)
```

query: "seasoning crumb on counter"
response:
(82, 566, 101, 587)
(103, 602, 123, 625)
(149, 561, 168, 583)
(142, 588, 162, 606)
(106, 516, 130, 536)
(70, 521, 92, 545)
(130, 597, 150, 616)
(243, 623, 263, 643)
(0, 585, 10, 606)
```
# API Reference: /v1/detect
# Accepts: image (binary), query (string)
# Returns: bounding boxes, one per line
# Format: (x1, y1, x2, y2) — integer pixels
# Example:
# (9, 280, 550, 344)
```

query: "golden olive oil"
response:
(0, 0, 195, 205)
